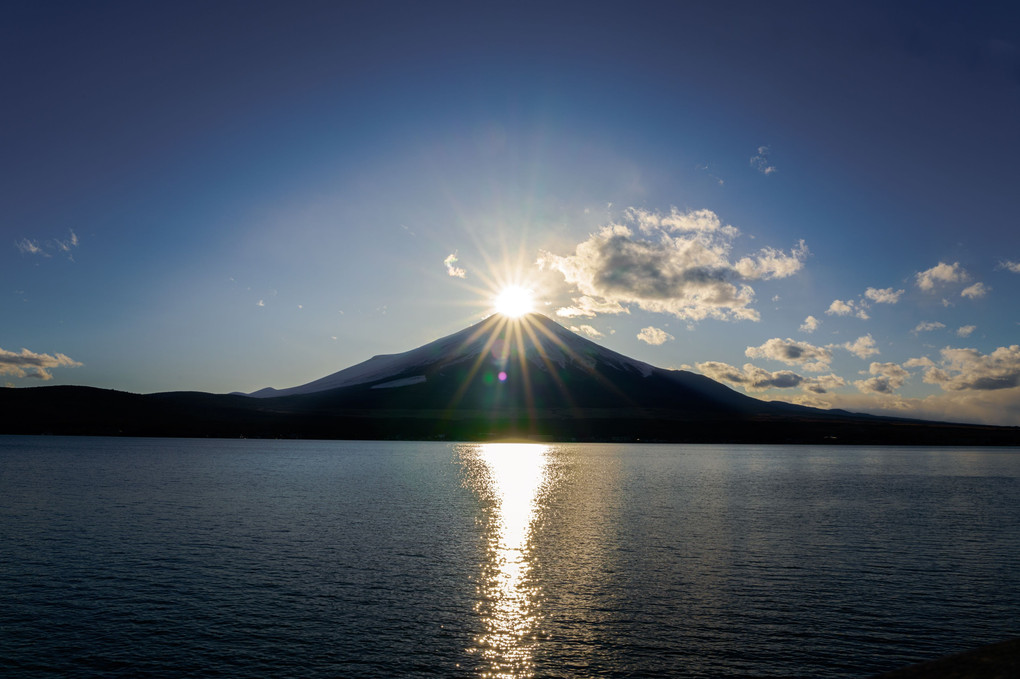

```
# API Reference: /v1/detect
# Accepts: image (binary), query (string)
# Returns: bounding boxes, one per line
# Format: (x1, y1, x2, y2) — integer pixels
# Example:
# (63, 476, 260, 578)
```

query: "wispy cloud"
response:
(999, 260, 1020, 273)
(912, 320, 946, 333)
(750, 145, 776, 175)
(0, 346, 82, 380)
(538, 208, 807, 322)
(637, 326, 674, 345)
(443, 252, 466, 278)
(961, 282, 989, 299)
(14, 229, 79, 259)
(570, 324, 604, 339)
(957, 325, 977, 337)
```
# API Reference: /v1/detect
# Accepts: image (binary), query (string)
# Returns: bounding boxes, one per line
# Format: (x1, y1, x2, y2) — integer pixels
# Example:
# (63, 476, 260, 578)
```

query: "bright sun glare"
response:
(493, 285, 534, 318)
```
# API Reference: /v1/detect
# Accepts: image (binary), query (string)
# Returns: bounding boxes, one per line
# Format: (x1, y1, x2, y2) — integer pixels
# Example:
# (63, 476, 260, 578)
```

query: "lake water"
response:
(1, 437, 1018, 678)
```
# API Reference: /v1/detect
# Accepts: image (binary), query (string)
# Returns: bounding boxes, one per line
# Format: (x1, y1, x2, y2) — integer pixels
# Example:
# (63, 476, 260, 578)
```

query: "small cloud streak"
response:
(957, 325, 977, 337)
(0, 346, 82, 380)
(570, 324, 604, 339)
(913, 321, 946, 333)
(864, 287, 904, 304)
(444, 252, 466, 278)
(750, 145, 776, 175)
(637, 326, 674, 345)
(961, 282, 989, 299)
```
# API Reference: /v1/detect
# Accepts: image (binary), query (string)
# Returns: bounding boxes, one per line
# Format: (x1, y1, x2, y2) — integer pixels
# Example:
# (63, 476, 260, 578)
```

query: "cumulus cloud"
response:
(750, 145, 776, 175)
(999, 260, 1020, 273)
(745, 338, 832, 371)
(957, 325, 976, 337)
(0, 347, 82, 380)
(864, 287, 905, 304)
(834, 334, 880, 359)
(443, 252, 466, 278)
(916, 261, 967, 291)
(920, 345, 1020, 391)
(570, 324, 604, 339)
(637, 326, 674, 345)
(799, 315, 820, 333)
(696, 360, 845, 393)
(855, 362, 911, 394)
(960, 282, 989, 299)
(538, 209, 807, 322)
(912, 321, 946, 333)
(826, 299, 854, 316)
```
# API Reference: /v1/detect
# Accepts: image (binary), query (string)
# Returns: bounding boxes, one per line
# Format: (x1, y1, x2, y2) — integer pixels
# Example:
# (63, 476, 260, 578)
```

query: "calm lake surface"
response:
(1, 437, 1018, 678)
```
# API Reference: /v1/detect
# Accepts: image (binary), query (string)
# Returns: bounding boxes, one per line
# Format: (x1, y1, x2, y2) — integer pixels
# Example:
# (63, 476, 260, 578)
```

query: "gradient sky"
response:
(4, 1, 1020, 425)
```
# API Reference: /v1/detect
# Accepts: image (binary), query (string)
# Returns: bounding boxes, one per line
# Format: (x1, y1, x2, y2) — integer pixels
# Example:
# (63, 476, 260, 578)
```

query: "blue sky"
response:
(4, 1, 1020, 425)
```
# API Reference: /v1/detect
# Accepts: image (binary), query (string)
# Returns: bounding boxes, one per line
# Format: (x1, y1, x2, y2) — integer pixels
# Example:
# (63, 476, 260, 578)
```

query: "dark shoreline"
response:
(3, 385, 1019, 446)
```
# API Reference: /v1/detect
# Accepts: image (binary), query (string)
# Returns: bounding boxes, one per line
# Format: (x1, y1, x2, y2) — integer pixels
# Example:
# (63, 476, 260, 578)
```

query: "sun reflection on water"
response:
(459, 443, 553, 679)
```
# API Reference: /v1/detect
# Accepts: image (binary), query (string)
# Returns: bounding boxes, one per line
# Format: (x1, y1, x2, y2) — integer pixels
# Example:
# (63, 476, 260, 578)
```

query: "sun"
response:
(493, 285, 534, 318)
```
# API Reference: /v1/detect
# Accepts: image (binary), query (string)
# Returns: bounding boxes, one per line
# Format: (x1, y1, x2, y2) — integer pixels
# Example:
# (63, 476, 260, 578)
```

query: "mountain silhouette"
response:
(2, 313, 1018, 444)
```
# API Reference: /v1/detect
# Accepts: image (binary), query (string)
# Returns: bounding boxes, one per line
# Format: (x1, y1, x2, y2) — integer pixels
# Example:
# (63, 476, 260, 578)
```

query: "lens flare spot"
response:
(498, 371, 507, 382)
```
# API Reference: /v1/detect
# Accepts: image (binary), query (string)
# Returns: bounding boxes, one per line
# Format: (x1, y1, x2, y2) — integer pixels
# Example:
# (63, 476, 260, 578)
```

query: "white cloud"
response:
(864, 287, 905, 304)
(920, 345, 1020, 391)
(961, 282, 989, 299)
(835, 334, 880, 359)
(257, 299, 265, 307)
(854, 362, 910, 394)
(799, 315, 820, 333)
(538, 209, 807, 322)
(734, 240, 809, 280)
(957, 325, 976, 337)
(626, 207, 738, 235)
(555, 296, 630, 318)
(912, 321, 946, 333)
(999, 260, 1020, 273)
(0, 346, 82, 380)
(570, 324, 604, 339)
(697, 360, 845, 393)
(750, 145, 776, 175)
(637, 326, 674, 345)
(745, 338, 832, 371)
(916, 261, 967, 291)
(443, 252, 466, 278)
(826, 299, 854, 316)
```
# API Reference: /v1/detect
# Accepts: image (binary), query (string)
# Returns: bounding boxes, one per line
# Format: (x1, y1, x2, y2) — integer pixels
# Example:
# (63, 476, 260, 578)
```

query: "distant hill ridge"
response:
(2, 313, 1018, 444)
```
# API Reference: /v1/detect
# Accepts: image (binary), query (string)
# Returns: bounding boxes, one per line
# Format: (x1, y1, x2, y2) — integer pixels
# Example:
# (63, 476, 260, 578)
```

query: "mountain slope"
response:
(2, 313, 1018, 444)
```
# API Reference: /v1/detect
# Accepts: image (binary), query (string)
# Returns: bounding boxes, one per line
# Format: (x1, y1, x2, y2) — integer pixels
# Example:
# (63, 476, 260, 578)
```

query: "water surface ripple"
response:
(1, 437, 1017, 677)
